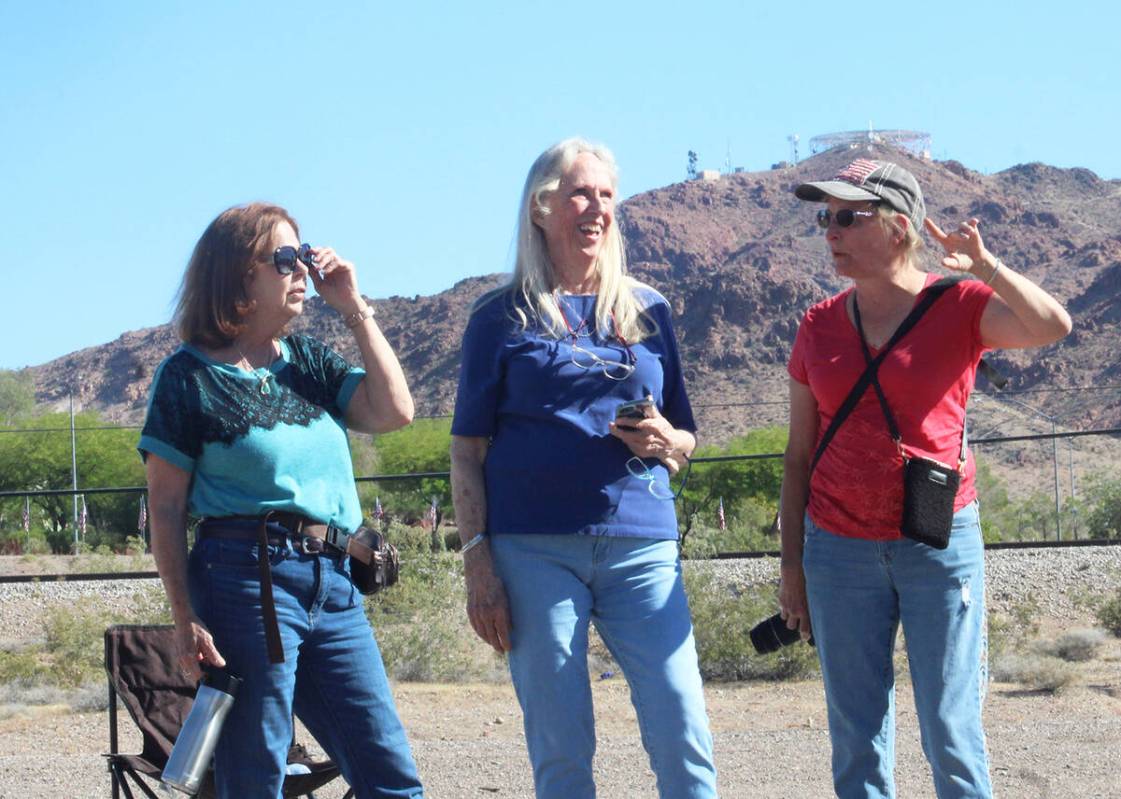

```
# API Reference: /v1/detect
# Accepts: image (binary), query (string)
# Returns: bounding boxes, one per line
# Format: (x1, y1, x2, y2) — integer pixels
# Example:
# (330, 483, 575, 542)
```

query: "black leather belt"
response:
(198, 513, 349, 557)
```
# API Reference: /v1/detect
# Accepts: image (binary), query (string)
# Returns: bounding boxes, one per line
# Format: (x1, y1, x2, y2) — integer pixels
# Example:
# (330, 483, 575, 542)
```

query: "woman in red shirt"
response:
(779, 159, 1070, 799)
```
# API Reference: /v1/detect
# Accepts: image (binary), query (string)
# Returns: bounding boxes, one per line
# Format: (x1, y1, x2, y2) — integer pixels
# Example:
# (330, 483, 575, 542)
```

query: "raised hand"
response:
(924, 217, 993, 276)
(306, 246, 365, 314)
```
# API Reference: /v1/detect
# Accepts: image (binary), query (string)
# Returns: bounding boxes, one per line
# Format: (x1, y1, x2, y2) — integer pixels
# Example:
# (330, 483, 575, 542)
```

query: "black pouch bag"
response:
(901, 456, 960, 549)
(348, 528, 400, 595)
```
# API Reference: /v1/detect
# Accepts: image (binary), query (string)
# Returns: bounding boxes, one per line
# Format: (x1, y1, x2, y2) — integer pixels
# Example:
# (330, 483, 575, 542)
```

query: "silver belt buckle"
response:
(297, 535, 325, 555)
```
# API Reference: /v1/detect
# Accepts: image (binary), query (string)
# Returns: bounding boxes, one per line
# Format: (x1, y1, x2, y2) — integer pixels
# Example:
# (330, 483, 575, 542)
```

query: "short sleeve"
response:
(138, 354, 201, 472)
(650, 303, 696, 433)
(787, 311, 811, 384)
(286, 336, 365, 415)
(451, 297, 508, 438)
(959, 279, 996, 355)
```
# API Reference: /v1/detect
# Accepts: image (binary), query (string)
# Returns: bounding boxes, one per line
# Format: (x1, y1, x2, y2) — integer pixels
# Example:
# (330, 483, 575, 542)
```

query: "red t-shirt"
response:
(788, 274, 994, 539)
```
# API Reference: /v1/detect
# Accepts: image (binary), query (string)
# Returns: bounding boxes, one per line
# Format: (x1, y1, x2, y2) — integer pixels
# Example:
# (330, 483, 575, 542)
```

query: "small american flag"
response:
(22, 497, 30, 533)
(426, 497, 438, 529)
(717, 497, 726, 531)
(835, 159, 879, 187)
(137, 495, 148, 534)
(79, 495, 88, 537)
(373, 496, 384, 520)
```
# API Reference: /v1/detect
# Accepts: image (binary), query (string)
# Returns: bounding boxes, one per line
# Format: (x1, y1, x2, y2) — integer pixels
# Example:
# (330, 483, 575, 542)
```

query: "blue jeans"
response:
(490, 534, 717, 799)
(187, 536, 425, 799)
(802, 502, 992, 799)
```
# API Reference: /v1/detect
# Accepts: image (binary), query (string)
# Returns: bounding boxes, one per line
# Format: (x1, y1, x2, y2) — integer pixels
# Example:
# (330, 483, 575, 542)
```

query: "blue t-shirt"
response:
(451, 286, 695, 539)
(138, 335, 366, 532)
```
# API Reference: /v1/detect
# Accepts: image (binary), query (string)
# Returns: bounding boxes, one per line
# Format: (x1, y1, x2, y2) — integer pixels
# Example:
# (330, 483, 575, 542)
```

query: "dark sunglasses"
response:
(271, 243, 317, 275)
(816, 208, 877, 229)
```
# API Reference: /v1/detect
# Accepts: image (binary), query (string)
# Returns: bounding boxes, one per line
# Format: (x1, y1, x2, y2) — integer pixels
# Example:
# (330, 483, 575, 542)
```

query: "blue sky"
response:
(2, 1, 1118, 369)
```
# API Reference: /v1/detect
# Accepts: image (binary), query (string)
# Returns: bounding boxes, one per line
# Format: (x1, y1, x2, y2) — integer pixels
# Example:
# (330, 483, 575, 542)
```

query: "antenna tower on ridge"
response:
(787, 134, 800, 165)
(808, 129, 932, 159)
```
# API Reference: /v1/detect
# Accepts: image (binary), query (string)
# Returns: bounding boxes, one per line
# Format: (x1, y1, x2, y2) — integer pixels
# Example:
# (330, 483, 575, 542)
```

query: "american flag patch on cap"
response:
(835, 159, 880, 186)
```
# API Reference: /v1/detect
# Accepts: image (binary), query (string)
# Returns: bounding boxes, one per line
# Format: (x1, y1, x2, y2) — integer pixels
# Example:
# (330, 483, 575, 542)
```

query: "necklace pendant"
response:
(258, 374, 272, 395)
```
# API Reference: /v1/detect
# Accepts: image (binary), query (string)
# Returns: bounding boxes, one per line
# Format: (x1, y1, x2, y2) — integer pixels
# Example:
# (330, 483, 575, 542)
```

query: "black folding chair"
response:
(104, 623, 352, 798)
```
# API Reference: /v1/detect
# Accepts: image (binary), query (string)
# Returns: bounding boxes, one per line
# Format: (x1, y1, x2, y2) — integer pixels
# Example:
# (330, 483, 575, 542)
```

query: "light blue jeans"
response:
(490, 534, 718, 799)
(802, 502, 992, 799)
(187, 533, 425, 799)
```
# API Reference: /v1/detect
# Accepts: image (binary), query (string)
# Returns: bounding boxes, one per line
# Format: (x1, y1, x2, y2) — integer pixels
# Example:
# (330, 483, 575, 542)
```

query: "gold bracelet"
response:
(345, 305, 375, 328)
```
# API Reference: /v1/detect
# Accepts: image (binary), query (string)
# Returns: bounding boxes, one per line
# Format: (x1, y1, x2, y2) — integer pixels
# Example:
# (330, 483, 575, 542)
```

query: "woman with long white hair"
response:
(450, 138, 718, 799)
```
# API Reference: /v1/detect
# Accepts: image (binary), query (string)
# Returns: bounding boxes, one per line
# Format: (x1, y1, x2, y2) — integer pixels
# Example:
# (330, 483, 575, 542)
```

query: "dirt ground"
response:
(1, 653, 1119, 798)
(2, 554, 1120, 797)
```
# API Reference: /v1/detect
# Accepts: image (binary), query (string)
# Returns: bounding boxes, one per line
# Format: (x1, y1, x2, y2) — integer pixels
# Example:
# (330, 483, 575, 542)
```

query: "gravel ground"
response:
(1, 546, 1119, 798)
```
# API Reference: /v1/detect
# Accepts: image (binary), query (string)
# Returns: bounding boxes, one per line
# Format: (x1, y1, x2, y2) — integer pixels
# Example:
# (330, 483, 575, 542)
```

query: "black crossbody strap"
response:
(808, 277, 962, 475)
(853, 296, 904, 447)
(854, 283, 970, 468)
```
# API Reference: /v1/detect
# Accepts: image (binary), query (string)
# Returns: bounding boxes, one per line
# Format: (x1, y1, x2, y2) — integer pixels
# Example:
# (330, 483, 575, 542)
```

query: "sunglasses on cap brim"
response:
(816, 208, 878, 229)
(271, 243, 317, 275)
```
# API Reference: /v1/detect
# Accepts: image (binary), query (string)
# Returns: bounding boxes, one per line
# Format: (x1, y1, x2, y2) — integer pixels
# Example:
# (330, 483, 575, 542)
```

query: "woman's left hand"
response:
(307, 246, 365, 314)
(924, 217, 994, 276)
(610, 405, 689, 474)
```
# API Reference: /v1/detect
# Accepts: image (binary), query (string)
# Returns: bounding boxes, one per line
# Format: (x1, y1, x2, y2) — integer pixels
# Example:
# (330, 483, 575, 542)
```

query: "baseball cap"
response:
(795, 159, 925, 228)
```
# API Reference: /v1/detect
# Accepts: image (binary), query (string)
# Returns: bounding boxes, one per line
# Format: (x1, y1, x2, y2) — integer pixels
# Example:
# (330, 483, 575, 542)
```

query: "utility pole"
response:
(1068, 440, 1077, 539)
(1051, 417, 1060, 541)
(70, 393, 79, 547)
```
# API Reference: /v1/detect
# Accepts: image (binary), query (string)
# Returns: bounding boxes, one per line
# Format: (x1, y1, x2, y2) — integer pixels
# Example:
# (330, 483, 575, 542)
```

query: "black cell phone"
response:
(615, 398, 654, 426)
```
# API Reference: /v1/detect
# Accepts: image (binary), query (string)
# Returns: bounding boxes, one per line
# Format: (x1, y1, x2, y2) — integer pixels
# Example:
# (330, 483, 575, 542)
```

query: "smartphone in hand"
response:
(615, 397, 654, 429)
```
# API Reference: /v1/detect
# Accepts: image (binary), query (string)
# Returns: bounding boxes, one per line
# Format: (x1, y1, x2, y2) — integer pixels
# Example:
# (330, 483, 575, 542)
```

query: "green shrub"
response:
(366, 549, 504, 683)
(1095, 589, 1121, 637)
(684, 567, 817, 682)
(38, 585, 170, 688)
(43, 606, 114, 688)
(989, 595, 1043, 663)
(681, 506, 777, 560)
(69, 545, 151, 575)
(0, 648, 44, 685)
(380, 520, 443, 554)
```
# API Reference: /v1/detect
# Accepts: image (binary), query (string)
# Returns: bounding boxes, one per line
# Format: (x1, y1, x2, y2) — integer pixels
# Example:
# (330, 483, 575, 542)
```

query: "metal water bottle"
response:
(162, 667, 242, 795)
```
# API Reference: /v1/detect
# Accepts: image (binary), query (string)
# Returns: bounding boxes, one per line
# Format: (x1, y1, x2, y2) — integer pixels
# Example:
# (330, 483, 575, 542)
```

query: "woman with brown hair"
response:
(140, 203, 425, 798)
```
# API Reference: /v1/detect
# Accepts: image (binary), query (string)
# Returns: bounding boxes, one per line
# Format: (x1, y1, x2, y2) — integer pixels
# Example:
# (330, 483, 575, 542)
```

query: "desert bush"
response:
(366, 549, 505, 683)
(69, 545, 151, 574)
(382, 520, 441, 555)
(1096, 589, 1121, 637)
(43, 605, 122, 688)
(37, 585, 170, 689)
(680, 501, 777, 559)
(684, 567, 817, 682)
(991, 652, 1076, 693)
(1037, 628, 1105, 662)
(988, 596, 1042, 662)
(0, 648, 43, 685)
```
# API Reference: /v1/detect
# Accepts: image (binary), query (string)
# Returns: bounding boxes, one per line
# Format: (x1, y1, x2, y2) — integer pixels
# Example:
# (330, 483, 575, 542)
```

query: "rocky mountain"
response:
(26, 144, 1121, 446)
